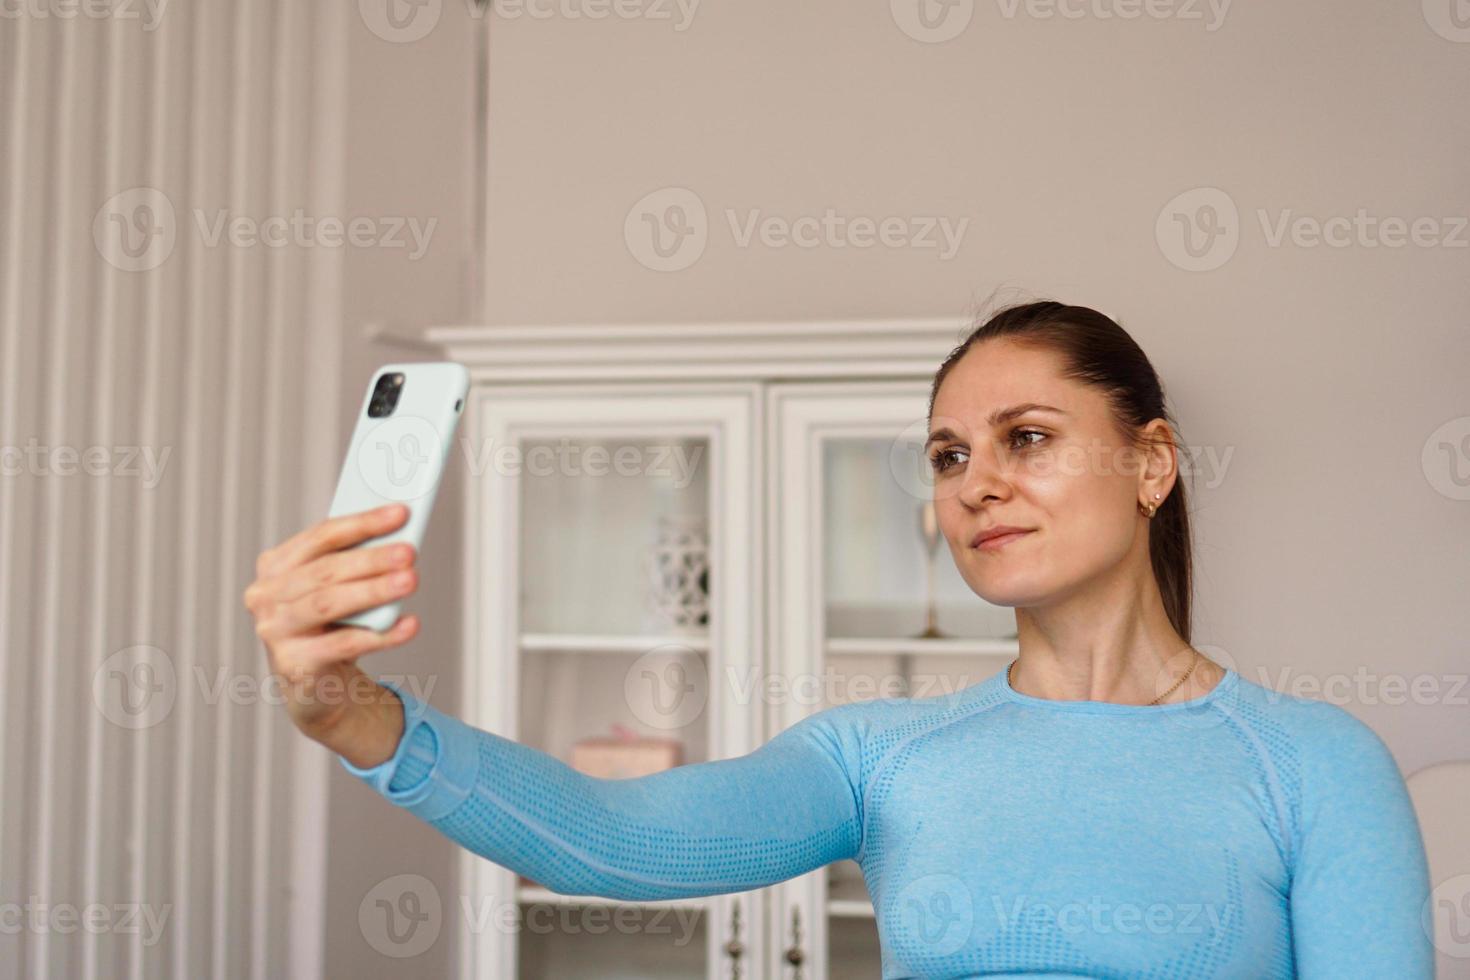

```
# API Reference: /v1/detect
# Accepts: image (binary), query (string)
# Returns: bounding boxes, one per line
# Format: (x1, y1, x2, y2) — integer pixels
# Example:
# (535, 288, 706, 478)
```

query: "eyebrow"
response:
(924, 403, 1071, 448)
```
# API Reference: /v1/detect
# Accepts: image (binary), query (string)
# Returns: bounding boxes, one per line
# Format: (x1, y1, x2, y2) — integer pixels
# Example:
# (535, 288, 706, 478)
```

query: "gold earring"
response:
(1140, 492, 1161, 518)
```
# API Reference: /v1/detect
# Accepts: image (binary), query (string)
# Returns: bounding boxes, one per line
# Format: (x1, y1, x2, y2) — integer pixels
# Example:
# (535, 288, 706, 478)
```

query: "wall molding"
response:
(423, 318, 977, 382)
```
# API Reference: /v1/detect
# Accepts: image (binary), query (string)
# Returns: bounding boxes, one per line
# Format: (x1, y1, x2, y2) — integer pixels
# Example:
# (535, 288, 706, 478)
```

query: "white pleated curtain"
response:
(0, 4, 346, 978)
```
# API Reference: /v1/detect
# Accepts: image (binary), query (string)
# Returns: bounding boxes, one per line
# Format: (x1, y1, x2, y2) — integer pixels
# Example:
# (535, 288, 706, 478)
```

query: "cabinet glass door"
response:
(766, 382, 1019, 980)
(461, 384, 760, 980)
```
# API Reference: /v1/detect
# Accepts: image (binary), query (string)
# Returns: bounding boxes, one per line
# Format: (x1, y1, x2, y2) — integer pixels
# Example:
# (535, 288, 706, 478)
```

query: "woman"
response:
(244, 301, 1433, 978)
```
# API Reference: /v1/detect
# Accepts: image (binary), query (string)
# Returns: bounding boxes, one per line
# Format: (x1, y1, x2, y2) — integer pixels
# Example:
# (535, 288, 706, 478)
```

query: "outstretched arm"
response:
(340, 681, 865, 901)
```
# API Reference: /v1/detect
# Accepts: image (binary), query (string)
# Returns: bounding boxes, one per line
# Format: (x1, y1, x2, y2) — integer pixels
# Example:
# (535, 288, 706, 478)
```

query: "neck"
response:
(1009, 557, 1214, 705)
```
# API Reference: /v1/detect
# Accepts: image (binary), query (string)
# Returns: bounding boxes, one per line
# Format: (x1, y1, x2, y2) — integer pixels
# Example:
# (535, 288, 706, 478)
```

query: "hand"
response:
(243, 503, 421, 766)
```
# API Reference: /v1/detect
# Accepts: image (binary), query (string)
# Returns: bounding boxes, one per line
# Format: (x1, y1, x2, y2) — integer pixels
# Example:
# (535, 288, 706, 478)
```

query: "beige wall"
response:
(325, 0, 1468, 975)
(325, 5, 479, 979)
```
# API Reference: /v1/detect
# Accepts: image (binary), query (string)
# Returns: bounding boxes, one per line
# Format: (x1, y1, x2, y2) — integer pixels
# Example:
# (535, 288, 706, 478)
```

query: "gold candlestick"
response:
(914, 499, 945, 640)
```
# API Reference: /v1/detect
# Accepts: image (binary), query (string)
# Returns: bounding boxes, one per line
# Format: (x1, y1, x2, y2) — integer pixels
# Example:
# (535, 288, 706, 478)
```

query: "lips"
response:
(971, 526, 1035, 549)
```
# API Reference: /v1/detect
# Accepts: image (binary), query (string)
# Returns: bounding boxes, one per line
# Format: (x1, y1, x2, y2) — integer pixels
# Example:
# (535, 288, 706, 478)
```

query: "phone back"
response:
(326, 361, 469, 631)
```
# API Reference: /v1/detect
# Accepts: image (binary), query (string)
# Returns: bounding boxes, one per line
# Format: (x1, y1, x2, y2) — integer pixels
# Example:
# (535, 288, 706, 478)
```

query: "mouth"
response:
(971, 528, 1035, 551)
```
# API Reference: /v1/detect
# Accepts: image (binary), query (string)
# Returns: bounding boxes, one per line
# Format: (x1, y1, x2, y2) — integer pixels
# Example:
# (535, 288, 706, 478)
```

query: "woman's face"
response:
(925, 339, 1155, 608)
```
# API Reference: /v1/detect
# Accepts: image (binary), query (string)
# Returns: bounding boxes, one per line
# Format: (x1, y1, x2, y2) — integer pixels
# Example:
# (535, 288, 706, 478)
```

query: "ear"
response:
(1136, 418, 1178, 504)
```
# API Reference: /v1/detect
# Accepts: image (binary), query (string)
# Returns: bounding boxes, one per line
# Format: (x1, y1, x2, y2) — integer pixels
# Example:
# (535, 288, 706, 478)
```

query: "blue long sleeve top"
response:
(340, 665, 1434, 979)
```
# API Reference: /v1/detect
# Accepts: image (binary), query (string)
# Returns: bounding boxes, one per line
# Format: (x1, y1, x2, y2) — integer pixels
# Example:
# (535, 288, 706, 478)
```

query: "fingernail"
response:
(392, 571, 414, 588)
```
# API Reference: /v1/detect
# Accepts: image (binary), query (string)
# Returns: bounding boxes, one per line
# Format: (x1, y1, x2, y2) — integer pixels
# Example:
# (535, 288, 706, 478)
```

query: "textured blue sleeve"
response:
(340, 681, 865, 901)
(1286, 701, 1434, 978)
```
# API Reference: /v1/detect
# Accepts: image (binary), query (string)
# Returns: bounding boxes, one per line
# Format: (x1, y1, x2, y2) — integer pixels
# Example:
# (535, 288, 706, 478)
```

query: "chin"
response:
(962, 568, 1051, 608)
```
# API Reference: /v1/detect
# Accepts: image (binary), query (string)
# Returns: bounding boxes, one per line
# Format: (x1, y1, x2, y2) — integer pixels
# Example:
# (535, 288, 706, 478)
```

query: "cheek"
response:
(1020, 467, 1134, 565)
(933, 493, 969, 549)
(945, 469, 1135, 599)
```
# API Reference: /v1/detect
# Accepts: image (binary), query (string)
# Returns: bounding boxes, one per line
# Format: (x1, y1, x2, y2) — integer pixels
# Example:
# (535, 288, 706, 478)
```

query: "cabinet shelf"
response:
(520, 632, 711, 654)
(517, 883, 709, 913)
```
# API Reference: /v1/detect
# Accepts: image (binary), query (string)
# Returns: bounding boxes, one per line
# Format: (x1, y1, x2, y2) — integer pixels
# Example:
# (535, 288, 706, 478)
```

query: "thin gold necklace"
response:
(1007, 649, 1202, 706)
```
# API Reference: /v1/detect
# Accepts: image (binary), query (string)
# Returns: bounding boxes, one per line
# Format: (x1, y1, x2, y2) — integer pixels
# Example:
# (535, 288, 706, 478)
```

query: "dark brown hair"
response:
(927, 300, 1194, 643)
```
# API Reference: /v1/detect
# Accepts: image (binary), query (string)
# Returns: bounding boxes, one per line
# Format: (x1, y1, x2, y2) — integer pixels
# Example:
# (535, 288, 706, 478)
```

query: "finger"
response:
(273, 567, 418, 636)
(260, 504, 409, 578)
(272, 541, 416, 603)
(311, 614, 420, 666)
(274, 616, 419, 681)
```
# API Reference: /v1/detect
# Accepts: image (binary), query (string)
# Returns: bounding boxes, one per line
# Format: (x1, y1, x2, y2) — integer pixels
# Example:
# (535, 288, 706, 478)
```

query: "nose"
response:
(953, 442, 1011, 511)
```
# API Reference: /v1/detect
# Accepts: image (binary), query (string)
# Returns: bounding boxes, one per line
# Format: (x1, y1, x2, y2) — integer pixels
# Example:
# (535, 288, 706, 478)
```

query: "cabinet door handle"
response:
(783, 904, 806, 980)
(722, 900, 745, 980)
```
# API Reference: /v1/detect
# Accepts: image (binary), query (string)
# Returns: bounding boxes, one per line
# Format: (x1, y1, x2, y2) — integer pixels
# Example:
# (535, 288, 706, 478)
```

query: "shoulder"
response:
(1226, 672, 1411, 824)
(779, 676, 1004, 786)
(1229, 672, 1403, 776)
(1218, 674, 1423, 886)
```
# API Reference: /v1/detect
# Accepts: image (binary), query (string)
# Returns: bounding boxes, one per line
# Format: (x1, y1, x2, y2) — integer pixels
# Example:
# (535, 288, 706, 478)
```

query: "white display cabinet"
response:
(423, 320, 1021, 980)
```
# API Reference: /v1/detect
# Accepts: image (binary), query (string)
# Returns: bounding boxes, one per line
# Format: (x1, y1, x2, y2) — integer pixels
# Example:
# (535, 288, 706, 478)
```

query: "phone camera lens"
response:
(367, 373, 405, 418)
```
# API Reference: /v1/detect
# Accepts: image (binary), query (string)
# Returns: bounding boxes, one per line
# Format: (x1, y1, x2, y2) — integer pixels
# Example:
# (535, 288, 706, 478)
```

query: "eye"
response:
(928, 447, 968, 473)
(1010, 428, 1047, 450)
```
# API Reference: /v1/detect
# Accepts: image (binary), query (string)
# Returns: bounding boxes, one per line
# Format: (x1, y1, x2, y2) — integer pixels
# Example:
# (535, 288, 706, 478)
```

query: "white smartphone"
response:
(325, 361, 469, 632)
